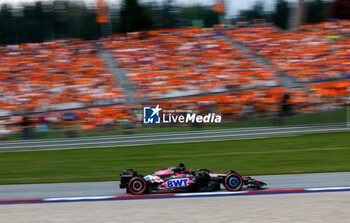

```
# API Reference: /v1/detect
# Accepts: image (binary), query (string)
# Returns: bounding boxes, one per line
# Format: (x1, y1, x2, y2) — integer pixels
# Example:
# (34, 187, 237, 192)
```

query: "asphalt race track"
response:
(1, 172, 350, 201)
(1, 192, 350, 223)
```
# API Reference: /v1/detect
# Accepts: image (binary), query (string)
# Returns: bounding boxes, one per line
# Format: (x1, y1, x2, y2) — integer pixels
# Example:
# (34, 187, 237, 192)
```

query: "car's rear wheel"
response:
(128, 176, 148, 195)
(224, 173, 243, 191)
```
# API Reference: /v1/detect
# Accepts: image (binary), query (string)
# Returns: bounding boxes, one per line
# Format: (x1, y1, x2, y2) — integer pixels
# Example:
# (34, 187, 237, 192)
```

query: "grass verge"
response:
(0, 132, 349, 185)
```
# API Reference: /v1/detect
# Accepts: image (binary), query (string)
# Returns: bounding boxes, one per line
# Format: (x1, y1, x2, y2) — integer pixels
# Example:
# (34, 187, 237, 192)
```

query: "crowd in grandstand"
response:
(0, 21, 349, 138)
(225, 20, 350, 82)
(0, 40, 125, 117)
(1, 78, 348, 139)
(106, 28, 280, 99)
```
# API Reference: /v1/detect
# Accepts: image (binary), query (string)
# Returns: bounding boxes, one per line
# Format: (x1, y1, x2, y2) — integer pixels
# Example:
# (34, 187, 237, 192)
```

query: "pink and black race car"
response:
(119, 163, 266, 195)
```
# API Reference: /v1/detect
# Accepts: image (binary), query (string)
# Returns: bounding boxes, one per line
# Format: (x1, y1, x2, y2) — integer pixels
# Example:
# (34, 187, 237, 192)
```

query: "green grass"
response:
(0, 132, 349, 185)
(3, 108, 347, 141)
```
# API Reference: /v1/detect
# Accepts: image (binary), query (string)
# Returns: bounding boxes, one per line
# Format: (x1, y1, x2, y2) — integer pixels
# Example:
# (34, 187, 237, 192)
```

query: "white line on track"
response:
(306, 187, 350, 191)
(1, 123, 346, 145)
(2, 186, 350, 204)
(45, 196, 115, 201)
(1, 126, 347, 152)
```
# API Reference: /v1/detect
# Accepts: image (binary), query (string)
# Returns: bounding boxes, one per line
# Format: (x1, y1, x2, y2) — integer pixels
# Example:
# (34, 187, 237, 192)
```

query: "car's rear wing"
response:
(119, 169, 138, 188)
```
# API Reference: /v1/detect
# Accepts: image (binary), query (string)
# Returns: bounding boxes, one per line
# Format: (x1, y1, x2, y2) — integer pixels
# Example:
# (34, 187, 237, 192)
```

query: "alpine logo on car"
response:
(144, 175, 163, 183)
(165, 178, 189, 188)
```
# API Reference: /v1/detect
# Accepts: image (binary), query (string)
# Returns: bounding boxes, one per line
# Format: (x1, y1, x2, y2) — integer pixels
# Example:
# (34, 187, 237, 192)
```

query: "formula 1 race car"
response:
(119, 163, 266, 195)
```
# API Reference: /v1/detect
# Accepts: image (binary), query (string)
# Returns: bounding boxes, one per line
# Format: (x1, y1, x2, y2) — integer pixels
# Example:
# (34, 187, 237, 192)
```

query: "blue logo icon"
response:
(143, 105, 162, 124)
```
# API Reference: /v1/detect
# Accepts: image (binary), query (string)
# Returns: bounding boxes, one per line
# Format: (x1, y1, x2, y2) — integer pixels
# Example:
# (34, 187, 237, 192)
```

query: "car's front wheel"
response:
(128, 176, 148, 195)
(224, 173, 243, 191)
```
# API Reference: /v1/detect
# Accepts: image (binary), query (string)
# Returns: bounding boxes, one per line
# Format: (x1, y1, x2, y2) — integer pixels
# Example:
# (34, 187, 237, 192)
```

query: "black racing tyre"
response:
(224, 173, 243, 191)
(128, 176, 147, 195)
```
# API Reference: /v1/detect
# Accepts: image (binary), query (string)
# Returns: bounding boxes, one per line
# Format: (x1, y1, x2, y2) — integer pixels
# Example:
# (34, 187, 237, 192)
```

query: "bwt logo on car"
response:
(143, 105, 222, 124)
(166, 179, 189, 188)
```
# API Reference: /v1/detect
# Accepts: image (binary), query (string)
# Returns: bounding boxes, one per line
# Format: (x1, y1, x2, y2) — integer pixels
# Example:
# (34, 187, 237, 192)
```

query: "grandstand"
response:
(0, 21, 349, 138)
(225, 20, 350, 83)
(0, 40, 125, 116)
(105, 28, 280, 99)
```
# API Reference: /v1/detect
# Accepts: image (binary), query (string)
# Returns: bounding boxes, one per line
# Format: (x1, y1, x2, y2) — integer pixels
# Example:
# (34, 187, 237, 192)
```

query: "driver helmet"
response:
(179, 163, 186, 172)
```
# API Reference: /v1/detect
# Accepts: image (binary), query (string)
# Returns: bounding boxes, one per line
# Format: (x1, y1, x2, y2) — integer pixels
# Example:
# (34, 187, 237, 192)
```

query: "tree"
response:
(51, 0, 99, 40)
(330, 0, 350, 20)
(179, 5, 219, 27)
(18, 2, 47, 43)
(118, 0, 153, 33)
(0, 0, 102, 44)
(236, 1, 266, 21)
(159, 0, 179, 29)
(273, 0, 289, 29)
(0, 4, 14, 44)
(306, 0, 326, 24)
